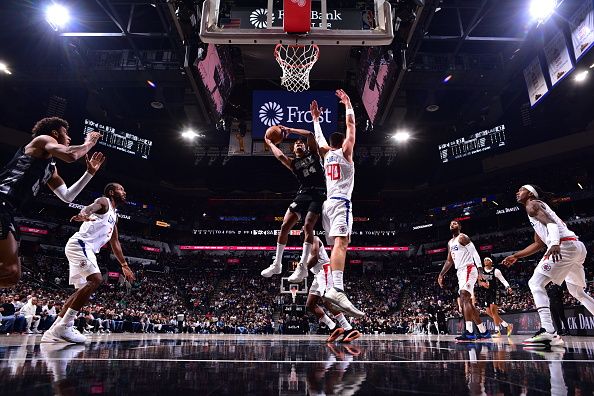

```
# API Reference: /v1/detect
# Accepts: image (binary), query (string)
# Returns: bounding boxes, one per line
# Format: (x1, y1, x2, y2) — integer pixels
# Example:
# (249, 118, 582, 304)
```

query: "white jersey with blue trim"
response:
(448, 235, 476, 271)
(324, 148, 354, 200)
(528, 200, 576, 247)
(71, 199, 117, 253)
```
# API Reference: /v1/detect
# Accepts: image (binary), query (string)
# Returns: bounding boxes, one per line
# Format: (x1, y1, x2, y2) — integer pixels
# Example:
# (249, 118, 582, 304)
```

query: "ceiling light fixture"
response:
(530, 0, 557, 23)
(574, 70, 589, 83)
(392, 131, 411, 143)
(45, 4, 70, 31)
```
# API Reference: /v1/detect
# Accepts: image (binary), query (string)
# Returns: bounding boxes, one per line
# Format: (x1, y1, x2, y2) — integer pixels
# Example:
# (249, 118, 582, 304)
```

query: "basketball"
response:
(265, 125, 284, 145)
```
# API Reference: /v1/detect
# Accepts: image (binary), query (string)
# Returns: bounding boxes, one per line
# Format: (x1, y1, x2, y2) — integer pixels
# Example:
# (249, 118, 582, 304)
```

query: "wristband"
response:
(346, 108, 355, 117)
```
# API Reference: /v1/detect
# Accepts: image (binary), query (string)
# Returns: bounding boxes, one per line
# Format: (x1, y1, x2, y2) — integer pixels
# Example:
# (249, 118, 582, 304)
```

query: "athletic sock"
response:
(500, 321, 509, 328)
(477, 323, 487, 333)
(332, 270, 344, 291)
(465, 321, 474, 333)
(537, 307, 556, 333)
(300, 242, 312, 264)
(63, 308, 79, 327)
(320, 315, 336, 330)
(335, 313, 352, 331)
(274, 243, 286, 264)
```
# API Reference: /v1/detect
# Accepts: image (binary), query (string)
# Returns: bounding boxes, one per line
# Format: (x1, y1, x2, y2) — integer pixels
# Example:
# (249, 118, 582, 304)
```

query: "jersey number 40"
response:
(326, 164, 341, 181)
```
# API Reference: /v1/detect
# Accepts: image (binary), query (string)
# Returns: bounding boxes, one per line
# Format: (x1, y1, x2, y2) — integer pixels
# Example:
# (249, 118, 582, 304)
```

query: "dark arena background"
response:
(1, 0, 594, 394)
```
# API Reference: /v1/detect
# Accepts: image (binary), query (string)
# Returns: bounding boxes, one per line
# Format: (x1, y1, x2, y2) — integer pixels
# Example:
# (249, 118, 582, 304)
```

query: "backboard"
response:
(200, 0, 394, 46)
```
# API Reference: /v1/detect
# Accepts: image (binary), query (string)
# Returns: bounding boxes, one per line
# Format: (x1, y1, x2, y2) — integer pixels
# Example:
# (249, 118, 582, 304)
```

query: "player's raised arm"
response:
(36, 131, 102, 163)
(336, 89, 355, 161)
(310, 100, 330, 157)
(282, 126, 319, 157)
(264, 136, 292, 170)
(47, 152, 106, 203)
(70, 197, 109, 222)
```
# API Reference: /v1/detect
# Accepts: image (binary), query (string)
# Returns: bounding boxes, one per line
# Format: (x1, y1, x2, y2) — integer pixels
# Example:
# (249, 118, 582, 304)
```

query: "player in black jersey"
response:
(479, 257, 514, 337)
(0, 117, 103, 287)
(261, 126, 326, 282)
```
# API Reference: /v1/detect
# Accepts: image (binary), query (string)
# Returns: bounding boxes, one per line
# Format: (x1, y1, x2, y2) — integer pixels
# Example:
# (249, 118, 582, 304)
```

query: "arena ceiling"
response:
(0, 0, 593, 193)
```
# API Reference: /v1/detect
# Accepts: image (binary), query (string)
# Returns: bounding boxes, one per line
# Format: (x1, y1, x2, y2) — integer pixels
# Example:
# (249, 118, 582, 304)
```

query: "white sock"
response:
(501, 321, 509, 328)
(300, 242, 312, 264)
(494, 324, 500, 332)
(335, 313, 352, 331)
(465, 321, 474, 333)
(320, 314, 336, 330)
(274, 243, 285, 264)
(477, 323, 486, 333)
(332, 270, 344, 291)
(63, 308, 79, 327)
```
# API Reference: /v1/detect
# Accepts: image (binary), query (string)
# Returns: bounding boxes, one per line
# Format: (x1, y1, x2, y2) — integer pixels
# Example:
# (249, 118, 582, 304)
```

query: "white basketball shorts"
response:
(65, 238, 101, 289)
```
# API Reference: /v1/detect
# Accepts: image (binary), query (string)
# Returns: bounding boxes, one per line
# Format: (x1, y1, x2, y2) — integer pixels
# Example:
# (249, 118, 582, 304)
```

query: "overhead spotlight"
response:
(147, 80, 156, 88)
(590, 63, 594, 69)
(578, 183, 583, 190)
(392, 131, 411, 143)
(492, 201, 499, 206)
(530, 0, 557, 23)
(443, 74, 452, 83)
(182, 130, 199, 140)
(0, 62, 12, 75)
(45, 3, 70, 31)
(574, 70, 589, 83)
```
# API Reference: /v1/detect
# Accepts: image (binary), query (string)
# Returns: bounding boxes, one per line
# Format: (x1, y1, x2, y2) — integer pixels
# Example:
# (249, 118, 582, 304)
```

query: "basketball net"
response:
(290, 286, 298, 304)
(274, 44, 320, 92)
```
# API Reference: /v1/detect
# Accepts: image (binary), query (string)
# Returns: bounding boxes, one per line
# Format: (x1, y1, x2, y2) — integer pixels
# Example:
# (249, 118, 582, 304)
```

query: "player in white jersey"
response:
(438, 220, 491, 341)
(310, 90, 363, 319)
(503, 184, 594, 346)
(305, 235, 361, 343)
(41, 183, 135, 343)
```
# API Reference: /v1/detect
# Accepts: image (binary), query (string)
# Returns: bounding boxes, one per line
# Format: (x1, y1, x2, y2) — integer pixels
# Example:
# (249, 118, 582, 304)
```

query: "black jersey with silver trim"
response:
(0, 147, 55, 208)
(290, 152, 325, 192)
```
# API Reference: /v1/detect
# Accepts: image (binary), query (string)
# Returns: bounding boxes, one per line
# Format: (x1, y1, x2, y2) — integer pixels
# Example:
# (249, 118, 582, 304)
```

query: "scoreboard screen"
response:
(83, 119, 152, 159)
(438, 124, 507, 163)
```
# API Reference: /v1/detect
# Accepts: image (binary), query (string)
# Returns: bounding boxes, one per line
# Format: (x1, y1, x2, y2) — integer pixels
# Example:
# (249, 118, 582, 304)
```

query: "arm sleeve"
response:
(494, 269, 510, 288)
(52, 172, 93, 203)
(465, 242, 482, 268)
(313, 121, 329, 148)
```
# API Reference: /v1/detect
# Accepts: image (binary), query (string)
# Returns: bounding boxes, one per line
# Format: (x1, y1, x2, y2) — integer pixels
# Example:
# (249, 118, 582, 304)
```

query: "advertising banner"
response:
(179, 245, 409, 252)
(18, 226, 49, 235)
(252, 91, 337, 138)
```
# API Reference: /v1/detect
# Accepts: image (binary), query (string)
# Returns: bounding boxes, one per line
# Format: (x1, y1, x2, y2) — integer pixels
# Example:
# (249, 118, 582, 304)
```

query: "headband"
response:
(522, 184, 539, 198)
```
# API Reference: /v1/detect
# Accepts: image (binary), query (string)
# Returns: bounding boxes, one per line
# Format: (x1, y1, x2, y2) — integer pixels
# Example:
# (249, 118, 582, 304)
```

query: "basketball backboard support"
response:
(200, 0, 394, 46)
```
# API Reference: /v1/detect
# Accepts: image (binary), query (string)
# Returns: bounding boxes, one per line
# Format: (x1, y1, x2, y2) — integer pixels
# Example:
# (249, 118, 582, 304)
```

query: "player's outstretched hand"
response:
(70, 213, 95, 223)
(501, 255, 517, 267)
(86, 152, 106, 175)
(544, 245, 562, 263)
(85, 131, 102, 146)
(121, 263, 135, 282)
(310, 100, 324, 121)
(335, 89, 351, 106)
(437, 274, 444, 288)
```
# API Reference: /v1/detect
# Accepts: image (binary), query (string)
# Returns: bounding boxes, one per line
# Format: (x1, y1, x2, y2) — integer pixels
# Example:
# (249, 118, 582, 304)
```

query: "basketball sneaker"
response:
(341, 329, 362, 343)
(287, 262, 308, 282)
(492, 329, 501, 338)
(324, 288, 364, 318)
(477, 330, 492, 340)
(41, 324, 87, 344)
(506, 323, 514, 337)
(455, 331, 477, 342)
(326, 327, 345, 343)
(523, 328, 564, 347)
(261, 257, 282, 277)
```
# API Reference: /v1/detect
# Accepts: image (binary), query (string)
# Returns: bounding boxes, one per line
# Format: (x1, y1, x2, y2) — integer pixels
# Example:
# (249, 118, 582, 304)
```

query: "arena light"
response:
(530, 0, 557, 23)
(392, 131, 411, 143)
(574, 70, 589, 83)
(182, 129, 204, 140)
(45, 3, 70, 31)
(0, 62, 11, 75)
(578, 182, 583, 190)
(443, 74, 452, 83)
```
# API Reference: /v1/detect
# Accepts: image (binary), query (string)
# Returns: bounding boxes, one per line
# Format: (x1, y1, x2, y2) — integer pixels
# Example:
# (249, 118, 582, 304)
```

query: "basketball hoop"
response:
(290, 285, 299, 304)
(274, 44, 320, 92)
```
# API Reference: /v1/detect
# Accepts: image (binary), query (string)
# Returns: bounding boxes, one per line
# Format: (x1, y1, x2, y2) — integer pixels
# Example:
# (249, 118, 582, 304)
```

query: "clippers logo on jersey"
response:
(543, 263, 552, 271)
(79, 260, 87, 268)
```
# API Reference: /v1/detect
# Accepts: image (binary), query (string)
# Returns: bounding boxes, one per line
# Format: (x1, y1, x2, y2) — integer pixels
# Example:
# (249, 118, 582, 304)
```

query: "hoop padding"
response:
(274, 44, 320, 92)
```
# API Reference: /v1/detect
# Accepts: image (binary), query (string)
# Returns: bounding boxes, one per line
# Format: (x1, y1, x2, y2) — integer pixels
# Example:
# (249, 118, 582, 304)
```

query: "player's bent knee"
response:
(0, 264, 21, 287)
(567, 283, 585, 299)
(86, 274, 103, 289)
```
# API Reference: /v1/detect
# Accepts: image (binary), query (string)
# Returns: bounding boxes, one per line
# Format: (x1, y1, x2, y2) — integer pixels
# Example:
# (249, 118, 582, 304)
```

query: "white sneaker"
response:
(324, 288, 365, 318)
(261, 258, 282, 277)
(41, 325, 87, 344)
(287, 262, 308, 282)
(523, 328, 564, 347)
